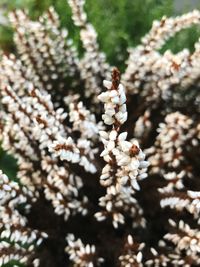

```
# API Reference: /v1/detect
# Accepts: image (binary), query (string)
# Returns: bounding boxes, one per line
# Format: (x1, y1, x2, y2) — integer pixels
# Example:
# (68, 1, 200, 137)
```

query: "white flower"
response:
(103, 80, 112, 89)
(120, 141, 132, 152)
(100, 149, 109, 157)
(111, 96, 120, 104)
(131, 179, 140, 191)
(118, 132, 128, 141)
(98, 92, 109, 102)
(105, 108, 115, 116)
(130, 159, 140, 170)
(109, 130, 117, 141)
(117, 155, 130, 166)
(107, 140, 115, 151)
(102, 114, 114, 125)
(109, 90, 118, 97)
(139, 161, 149, 168)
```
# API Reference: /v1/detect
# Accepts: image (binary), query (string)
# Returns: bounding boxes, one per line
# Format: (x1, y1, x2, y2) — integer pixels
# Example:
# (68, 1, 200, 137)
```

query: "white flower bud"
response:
(103, 80, 112, 89)
(118, 132, 127, 141)
(109, 130, 117, 140)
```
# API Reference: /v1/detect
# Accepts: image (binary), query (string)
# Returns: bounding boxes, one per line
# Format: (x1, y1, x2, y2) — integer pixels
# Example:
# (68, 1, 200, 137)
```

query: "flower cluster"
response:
(66, 234, 104, 267)
(118, 235, 144, 266)
(122, 10, 200, 115)
(95, 68, 148, 228)
(68, 0, 110, 101)
(0, 0, 200, 266)
(0, 171, 47, 266)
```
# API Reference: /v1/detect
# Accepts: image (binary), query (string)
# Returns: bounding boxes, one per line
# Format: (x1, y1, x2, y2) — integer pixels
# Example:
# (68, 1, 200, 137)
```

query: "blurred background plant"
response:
(1, 0, 200, 64)
(0, 0, 200, 187)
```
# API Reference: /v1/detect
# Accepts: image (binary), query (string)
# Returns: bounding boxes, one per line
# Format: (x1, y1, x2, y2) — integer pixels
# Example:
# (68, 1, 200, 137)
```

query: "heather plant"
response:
(0, 0, 200, 267)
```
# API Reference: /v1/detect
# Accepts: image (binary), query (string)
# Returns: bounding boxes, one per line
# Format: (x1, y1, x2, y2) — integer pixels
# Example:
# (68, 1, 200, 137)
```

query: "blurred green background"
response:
(0, 0, 200, 179)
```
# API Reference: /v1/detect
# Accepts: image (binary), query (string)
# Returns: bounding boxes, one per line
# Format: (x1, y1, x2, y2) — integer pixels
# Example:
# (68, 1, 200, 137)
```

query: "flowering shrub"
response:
(0, 0, 200, 266)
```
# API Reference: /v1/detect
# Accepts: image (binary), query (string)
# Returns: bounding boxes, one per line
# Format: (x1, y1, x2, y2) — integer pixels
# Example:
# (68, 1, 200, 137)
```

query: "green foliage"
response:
(85, 0, 173, 65)
(0, 146, 17, 179)
(3, 261, 24, 267)
(160, 25, 200, 54)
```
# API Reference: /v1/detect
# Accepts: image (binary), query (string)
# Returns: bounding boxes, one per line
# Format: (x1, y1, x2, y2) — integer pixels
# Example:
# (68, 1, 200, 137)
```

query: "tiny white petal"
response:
(103, 80, 112, 89)
(118, 132, 127, 141)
